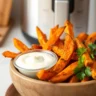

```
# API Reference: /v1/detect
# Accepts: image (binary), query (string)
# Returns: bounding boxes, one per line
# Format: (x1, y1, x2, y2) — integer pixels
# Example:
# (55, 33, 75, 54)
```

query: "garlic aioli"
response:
(15, 51, 57, 70)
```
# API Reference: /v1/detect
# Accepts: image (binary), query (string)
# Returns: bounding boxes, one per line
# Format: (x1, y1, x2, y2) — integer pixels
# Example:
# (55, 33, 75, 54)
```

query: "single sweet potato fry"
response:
(57, 21, 75, 60)
(52, 34, 75, 61)
(36, 26, 47, 47)
(77, 32, 88, 42)
(43, 27, 65, 50)
(81, 77, 90, 82)
(37, 69, 56, 81)
(69, 75, 79, 83)
(52, 46, 64, 57)
(2, 51, 19, 58)
(30, 44, 42, 50)
(64, 20, 73, 27)
(85, 32, 96, 46)
(13, 38, 29, 52)
(49, 25, 59, 39)
(75, 38, 93, 67)
(49, 61, 78, 83)
(64, 21, 74, 38)
(37, 58, 69, 80)
(61, 34, 75, 60)
(83, 53, 93, 68)
(54, 39, 64, 49)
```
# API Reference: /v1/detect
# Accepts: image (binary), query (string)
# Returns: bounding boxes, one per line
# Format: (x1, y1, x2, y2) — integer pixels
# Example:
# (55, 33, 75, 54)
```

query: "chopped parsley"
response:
(74, 47, 91, 80)
(85, 67, 92, 77)
(76, 48, 87, 57)
(88, 43, 96, 52)
(74, 56, 85, 74)
(74, 48, 86, 74)
(76, 71, 86, 80)
(88, 43, 96, 59)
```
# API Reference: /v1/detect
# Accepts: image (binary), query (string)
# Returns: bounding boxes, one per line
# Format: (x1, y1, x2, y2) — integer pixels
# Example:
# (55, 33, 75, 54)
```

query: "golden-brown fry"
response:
(43, 27, 65, 50)
(13, 38, 29, 52)
(37, 69, 56, 81)
(81, 77, 90, 82)
(83, 54, 93, 68)
(85, 32, 96, 46)
(2, 51, 19, 58)
(52, 34, 75, 61)
(55, 21, 75, 60)
(64, 20, 73, 28)
(62, 34, 75, 60)
(49, 25, 59, 39)
(64, 20, 74, 38)
(52, 46, 64, 57)
(37, 58, 69, 80)
(77, 32, 88, 42)
(49, 62, 78, 83)
(54, 39, 64, 49)
(75, 38, 93, 67)
(36, 26, 47, 47)
(75, 38, 85, 48)
(69, 75, 79, 83)
(92, 61, 96, 80)
(30, 44, 42, 50)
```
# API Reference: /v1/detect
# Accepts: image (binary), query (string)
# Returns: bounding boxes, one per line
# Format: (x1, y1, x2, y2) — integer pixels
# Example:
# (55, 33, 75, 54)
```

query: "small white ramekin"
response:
(13, 49, 58, 78)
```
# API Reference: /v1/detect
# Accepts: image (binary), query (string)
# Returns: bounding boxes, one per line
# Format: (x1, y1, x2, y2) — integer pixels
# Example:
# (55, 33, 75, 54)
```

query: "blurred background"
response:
(12, 0, 96, 44)
(0, 0, 96, 95)
(0, 0, 96, 46)
(11, 0, 21, 23)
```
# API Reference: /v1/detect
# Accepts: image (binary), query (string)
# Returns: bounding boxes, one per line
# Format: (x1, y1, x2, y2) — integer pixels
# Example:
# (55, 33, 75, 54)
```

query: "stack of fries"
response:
(3, 21, 96, 83)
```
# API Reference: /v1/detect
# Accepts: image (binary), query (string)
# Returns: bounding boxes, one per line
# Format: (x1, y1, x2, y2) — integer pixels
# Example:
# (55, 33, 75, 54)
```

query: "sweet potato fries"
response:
(2, 20, 96, 83)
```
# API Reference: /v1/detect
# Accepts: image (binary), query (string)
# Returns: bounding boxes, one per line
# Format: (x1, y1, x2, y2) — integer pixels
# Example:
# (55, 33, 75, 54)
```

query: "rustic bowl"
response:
(10, 60, 96, 96)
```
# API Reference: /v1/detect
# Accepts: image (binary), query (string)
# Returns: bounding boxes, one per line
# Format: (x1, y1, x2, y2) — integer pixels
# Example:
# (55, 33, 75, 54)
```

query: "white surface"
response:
(0, 23, 30, 96)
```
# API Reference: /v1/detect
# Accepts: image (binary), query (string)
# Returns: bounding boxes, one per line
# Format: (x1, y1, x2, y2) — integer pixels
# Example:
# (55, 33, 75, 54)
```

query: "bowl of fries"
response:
(10, 61, 96, 96)
(3, 21, 96, 96)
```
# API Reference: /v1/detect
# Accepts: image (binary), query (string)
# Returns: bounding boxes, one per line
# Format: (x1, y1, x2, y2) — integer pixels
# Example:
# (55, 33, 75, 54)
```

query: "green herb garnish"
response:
(74, 48, 86, 74)
(76, 71, 86, 80)
(76, 67, 91, 80)
(88, 43, 96, 59)
(74, 67, 81, 74)
(76, 48, 87, 57)
(90, 53, 94, 59)
(78, 56, 85, 68)
(74, 47, 92, 80)
(88, 43, 96, 51)
(74, 56, 85, 74)
(85, 67, 92, 77)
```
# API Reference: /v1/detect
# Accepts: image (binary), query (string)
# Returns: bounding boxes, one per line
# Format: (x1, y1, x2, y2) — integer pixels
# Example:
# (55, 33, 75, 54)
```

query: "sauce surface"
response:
(15, 52, 57, 70)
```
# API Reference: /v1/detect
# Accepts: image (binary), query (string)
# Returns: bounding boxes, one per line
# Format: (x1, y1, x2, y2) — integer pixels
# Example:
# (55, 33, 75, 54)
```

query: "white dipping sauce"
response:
(15, 52, 57, 70)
